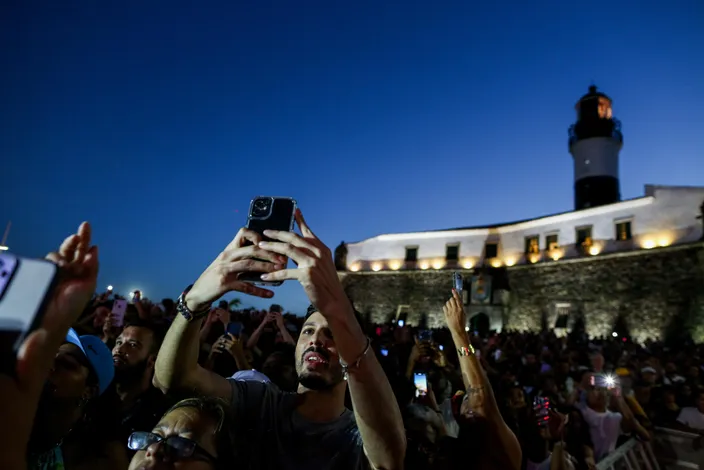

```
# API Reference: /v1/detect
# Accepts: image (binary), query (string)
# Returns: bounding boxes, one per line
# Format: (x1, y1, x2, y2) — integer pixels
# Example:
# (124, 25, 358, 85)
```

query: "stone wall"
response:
(341, 242, 704, 343)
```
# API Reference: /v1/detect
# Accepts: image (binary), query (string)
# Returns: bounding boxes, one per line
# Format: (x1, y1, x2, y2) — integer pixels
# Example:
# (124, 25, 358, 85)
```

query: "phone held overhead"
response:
(0, 252, 59, 374)
(240, 196, 297, 286)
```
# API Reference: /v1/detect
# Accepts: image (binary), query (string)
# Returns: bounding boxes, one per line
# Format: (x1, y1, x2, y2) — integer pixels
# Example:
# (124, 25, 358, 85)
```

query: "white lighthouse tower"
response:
(568, 85, 623, 210)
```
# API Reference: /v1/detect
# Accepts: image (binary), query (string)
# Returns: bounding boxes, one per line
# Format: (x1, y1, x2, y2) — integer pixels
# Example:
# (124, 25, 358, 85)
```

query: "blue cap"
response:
(65, 328, 115, 395)
(231, 369, 270, 383)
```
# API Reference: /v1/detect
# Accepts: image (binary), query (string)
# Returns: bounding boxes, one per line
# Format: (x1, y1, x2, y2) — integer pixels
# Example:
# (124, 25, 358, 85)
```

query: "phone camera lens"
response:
(252, 198, 272, 217)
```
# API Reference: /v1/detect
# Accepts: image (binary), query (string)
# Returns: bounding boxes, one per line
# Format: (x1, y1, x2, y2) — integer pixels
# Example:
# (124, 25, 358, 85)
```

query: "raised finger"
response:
(225, 228, 262, 252)
(226, 245, 284, 264)
(227, 280, 274, 298)
(74, 222, 91, 261)
(295, 209, 317, 239)
(261, 229, 320, 256)
(258, 241, 313, 265)
(227, 260, 282, 276)
(59, 233, 80, 261)
(259, 268, 300, 282)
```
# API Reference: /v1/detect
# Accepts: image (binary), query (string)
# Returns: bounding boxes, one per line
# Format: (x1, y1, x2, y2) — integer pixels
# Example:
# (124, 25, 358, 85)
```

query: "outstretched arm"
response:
(443, 289, 522, 470)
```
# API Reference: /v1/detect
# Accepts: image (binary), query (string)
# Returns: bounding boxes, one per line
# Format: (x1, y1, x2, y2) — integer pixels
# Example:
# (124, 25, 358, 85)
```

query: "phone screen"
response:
(380, 348, 389, 357)
(241, 197, 297, 286)
(226, 322, 243, 337)
(0, 253, 58, 360)
(414, 373, 428, 395)
(453, 272, 463, 293)
(111, 299, 128, 327)
(417, 329, 433, 342)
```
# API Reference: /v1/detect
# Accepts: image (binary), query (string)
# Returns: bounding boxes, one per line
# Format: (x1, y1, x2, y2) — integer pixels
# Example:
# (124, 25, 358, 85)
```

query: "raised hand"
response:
(442, 289, 467, 339)
(258, 209, 351, 319)
(186, 228, 286, 311)
(45, 222, 100, 331)
(0, 222, 99, 469)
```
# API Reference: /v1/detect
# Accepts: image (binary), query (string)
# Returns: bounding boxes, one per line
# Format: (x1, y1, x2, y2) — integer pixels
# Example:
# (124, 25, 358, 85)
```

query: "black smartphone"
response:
(0, 253, 59, 375)
(240, 196, 297, 286)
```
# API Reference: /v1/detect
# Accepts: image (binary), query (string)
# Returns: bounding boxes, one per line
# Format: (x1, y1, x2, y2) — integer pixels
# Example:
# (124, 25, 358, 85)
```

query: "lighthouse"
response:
(568, 85, 623, 210)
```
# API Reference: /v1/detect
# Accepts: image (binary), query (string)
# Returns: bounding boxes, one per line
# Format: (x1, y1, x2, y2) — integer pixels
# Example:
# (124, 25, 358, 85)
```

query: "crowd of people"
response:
(2, 213, 704, 470)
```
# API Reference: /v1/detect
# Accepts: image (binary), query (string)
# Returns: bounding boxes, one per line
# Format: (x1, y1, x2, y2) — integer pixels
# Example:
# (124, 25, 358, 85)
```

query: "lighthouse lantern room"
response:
(568, 85, 623, 210)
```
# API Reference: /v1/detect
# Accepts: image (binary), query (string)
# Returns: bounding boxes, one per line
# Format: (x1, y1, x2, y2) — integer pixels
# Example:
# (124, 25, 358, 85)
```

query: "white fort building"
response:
(336, 86, 704, 342)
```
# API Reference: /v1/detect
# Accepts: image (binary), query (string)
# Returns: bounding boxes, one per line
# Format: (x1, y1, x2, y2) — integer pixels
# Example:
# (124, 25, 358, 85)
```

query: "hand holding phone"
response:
(111, 299, 128, 328)
(0, 253, 58, 365)
(240, 197, 297, 286)
(414, 372, 428, 397)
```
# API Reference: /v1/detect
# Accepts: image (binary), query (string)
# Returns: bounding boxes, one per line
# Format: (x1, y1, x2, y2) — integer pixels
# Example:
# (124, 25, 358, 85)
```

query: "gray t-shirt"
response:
(228, 379, 369, 470)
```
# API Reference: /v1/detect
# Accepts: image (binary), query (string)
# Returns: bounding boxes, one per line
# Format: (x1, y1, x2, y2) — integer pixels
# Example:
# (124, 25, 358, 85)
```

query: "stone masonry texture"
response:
(340, 243, 704, 343)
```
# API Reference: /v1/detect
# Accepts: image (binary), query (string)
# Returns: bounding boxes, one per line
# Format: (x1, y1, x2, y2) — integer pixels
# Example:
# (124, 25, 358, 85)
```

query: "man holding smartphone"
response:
(154, 209, 405, 470)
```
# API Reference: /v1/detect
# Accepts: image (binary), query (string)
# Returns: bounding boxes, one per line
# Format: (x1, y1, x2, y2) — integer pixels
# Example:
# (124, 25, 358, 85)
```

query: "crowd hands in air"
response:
(1, 210, 704, 470)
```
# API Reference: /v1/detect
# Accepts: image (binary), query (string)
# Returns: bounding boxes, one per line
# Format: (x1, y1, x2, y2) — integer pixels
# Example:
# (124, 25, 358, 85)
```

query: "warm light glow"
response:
(419, 261, 430, 270)
(529, 253, 541, 264)
(641, 239, 656, 249)
(588, 246, 601, 256)
(504, 257, 516, 267)
(490, 259, 502, 268)
(371, 262, 382, 272)
(431, 259, 444, 270)
(462, 259, 474, 269)
(389, 260, 402, 270)
(550, 249, 563, 261)
(349, 263, 360, 272)
(465, 326, 470, 332)
(657, 238, 671, 247)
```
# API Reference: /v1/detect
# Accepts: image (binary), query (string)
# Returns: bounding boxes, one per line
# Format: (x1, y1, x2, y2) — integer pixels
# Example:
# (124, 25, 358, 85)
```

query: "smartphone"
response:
(240, 196, 297, 286)
(453, 272, 463, 293)
(132, 290, 141, 303)
(414, 372, 428, 396)
(417, 329, 433, 343)
(533, 396, 550, 427)
(0, 253, 58, 373)
(111, 299, 128, 328)
(226, 322, 243, 337)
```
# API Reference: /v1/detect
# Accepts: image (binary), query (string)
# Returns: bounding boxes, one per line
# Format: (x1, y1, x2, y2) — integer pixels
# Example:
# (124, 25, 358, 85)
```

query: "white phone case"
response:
(0, 254, 58, 351)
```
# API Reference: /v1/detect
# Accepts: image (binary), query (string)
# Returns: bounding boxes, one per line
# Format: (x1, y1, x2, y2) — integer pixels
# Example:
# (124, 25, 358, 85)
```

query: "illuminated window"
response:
(405, 247, 418, 262)
(524, 236, 540, 254)
(615, 221, 632, 241)
(485, 242, 498, 259)
(445, 244, 459, 262)
(576, 226, 593, 254)
(545, 234, 559, 251)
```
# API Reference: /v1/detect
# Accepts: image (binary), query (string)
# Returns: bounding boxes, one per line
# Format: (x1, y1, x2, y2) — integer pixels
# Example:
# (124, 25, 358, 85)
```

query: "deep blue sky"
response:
(2, 1, 703, 314)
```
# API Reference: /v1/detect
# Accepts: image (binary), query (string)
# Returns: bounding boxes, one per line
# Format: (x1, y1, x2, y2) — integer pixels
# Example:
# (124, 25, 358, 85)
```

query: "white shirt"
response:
(578, 404, 623, 461)
(676, 407, 704, 431)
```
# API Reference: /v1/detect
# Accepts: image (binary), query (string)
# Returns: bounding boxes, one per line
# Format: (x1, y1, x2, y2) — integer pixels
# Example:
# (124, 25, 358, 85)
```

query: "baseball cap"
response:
(65, 328, 115, 395)
(231, 369, 270, 383)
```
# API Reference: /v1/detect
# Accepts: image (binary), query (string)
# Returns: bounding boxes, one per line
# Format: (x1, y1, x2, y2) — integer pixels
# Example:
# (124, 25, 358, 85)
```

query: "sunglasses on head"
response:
(128, 431, 216, 463)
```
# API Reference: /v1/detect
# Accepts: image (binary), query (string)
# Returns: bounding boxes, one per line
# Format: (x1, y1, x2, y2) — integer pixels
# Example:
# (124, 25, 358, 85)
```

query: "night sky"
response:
(2, 1, 703, 314)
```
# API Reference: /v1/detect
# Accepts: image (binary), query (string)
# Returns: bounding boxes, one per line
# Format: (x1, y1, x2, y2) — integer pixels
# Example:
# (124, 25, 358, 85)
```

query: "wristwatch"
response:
(176, 285, 211, 322)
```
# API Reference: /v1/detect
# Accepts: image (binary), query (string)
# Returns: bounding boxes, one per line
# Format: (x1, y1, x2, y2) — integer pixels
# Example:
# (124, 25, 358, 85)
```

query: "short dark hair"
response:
(123, 319, 165, 354)
(270, 304, 283, 313)
(304, 304, 365, 332)
(164, 397, 235, 466)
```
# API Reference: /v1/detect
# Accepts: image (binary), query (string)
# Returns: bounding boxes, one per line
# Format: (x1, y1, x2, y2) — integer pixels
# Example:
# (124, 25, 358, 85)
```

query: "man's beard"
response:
(297, 361, 344, 391)
(114, 358, 149, 386)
